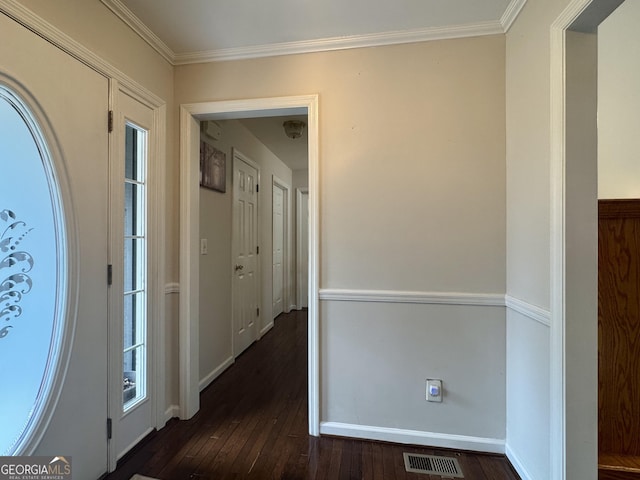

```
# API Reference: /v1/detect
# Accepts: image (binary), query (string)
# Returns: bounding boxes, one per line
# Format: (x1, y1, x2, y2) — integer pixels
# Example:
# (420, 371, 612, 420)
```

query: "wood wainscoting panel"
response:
(599, 199, 640, 456)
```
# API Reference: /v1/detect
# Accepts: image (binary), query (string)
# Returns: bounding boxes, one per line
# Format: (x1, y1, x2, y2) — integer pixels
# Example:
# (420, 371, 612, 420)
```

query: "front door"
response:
(231, 149, 259, 356)
(0, 12, 109, 479)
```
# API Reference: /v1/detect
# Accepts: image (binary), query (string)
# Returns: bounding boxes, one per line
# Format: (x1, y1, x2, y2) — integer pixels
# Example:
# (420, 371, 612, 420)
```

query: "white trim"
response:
(100, 0, 174, 64)
(174, 22, 504, 64)
(164, 282, 180, 294)
(319, 288, 505, 307)
(179, 94, 320, 436)
(550, 2, 600, 479)
(198, 356, 234, 392)
(164, 405, 179, 424)
(115, 426, 154, 462)
(501, 0, 528, 32)
(179, 106, 200, 419)
(505, 295, 551, 327)
(260, 321, 274, 337)
(319, 422, 505, 454)
(506, 444, 535, 480)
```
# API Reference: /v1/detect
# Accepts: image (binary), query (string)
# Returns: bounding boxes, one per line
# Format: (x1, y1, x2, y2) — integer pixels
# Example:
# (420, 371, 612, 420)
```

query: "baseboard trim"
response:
(199, 356, 234, 392)
(319, 422, 505, 454)
(319, 289, 504, 307)
(163, 404, 180, 424)
(505, 295, 550, 327)
(260, 321, 274, 337)
(505, 444, 535, 480)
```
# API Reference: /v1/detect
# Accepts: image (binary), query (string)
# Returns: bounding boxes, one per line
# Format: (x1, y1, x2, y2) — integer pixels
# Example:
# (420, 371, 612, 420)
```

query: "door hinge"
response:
(256, 246, 259, 255)
(107, 418, 112, 440)
(256, 183, 259, 193)
(107, 264, 113, 286)
(108, 110, 113, 133)
(257, 307, 260, 317)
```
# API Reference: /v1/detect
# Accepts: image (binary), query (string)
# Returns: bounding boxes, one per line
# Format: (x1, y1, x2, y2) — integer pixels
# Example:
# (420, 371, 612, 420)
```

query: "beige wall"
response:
(598, 0, 640, 199)
(177, 36, 507, 444)
(176, 37, 506, 293)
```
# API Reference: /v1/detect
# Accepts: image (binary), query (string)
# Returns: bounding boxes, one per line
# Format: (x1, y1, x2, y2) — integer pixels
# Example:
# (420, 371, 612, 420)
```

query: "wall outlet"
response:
(200, 238, 208, 255)
(426, 379, 443, 403)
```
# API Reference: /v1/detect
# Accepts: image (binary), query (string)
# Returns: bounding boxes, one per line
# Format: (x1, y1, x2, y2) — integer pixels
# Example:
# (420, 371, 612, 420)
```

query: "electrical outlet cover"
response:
(426, 379, 443, 402)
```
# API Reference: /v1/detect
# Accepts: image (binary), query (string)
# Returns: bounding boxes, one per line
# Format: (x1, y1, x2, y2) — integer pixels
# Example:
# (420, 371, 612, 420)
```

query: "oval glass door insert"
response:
(0, 85, 68, 455)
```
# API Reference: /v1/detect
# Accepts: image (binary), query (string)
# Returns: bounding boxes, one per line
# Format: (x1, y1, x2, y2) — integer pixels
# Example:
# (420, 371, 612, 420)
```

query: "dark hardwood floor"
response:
(105, 310, 520, 480)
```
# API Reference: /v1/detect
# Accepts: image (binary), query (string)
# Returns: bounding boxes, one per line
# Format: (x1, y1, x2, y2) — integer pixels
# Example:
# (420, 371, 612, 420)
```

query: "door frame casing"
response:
(179, 95, 320, 436)
(550, 0, 623, 478)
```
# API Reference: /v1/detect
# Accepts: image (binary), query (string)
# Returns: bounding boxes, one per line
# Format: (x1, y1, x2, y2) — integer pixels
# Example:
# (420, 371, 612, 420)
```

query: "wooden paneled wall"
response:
(599, 199, 640, 456)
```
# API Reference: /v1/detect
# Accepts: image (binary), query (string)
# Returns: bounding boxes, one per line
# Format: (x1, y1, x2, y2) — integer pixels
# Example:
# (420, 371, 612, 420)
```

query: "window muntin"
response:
(123, 123, 148, 410)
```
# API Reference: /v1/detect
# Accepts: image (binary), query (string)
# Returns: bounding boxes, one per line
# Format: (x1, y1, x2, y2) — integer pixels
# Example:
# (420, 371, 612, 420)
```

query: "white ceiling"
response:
(104, 0, 526, 63)
(105, 0, 525, 170)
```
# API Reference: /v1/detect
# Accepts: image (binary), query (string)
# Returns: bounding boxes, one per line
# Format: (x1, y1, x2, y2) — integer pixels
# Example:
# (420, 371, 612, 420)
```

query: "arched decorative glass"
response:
(0, 84, 68, 455)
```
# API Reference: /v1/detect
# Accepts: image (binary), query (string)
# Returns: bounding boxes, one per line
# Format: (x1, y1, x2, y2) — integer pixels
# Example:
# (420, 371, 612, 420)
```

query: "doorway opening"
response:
(550, 0, 625, 477)
(179, 95, 320, 436)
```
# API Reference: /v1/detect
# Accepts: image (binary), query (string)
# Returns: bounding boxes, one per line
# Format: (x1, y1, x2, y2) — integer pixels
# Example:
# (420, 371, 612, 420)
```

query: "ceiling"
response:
(239, 116, 308, 172)
(103, 0, 526, 63)
(104, 0, 526, 170)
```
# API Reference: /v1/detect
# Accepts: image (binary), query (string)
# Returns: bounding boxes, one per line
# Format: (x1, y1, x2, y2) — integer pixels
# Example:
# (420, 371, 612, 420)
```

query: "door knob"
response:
(235, 264, 244, 271)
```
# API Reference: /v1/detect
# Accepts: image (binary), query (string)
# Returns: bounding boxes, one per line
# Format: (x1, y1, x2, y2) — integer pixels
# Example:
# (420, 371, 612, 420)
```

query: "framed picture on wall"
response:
(200, 141, 226, 192)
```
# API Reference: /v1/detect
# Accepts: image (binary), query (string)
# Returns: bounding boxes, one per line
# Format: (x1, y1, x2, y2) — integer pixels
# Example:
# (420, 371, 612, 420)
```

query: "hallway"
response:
(106, 310, 518, 479)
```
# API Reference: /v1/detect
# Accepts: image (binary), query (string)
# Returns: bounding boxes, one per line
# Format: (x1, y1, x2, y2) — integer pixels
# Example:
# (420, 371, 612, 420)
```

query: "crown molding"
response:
(501, 0, 528, 32)
(174, 21, 504, 64)
(100, 0, 174, 64)
(98, 0, 527, 65)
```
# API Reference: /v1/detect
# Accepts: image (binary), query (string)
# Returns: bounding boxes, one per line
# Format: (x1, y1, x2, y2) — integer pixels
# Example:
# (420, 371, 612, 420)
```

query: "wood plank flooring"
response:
(105, 310, 520, 480)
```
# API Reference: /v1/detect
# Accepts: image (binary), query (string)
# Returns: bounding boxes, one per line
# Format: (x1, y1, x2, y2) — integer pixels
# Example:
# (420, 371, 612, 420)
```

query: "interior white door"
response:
(296, 189, 309, 309)
(232, 150, 259, 356)
(109, 90, 155, 464)
(272, 183, 285, 318)
(0, 13, 109, 479)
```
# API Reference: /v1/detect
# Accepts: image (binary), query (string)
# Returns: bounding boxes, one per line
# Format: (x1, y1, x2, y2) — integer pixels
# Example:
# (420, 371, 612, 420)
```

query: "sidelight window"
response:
(123, 123, 148, 410)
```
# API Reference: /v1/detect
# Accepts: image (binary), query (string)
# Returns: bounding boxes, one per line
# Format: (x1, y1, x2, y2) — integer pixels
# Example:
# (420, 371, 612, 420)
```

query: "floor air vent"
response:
(403, 453, 464, 477)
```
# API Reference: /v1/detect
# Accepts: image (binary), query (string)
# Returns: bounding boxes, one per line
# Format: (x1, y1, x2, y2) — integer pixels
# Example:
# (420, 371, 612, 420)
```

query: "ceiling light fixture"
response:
(283, 120, 306, 139)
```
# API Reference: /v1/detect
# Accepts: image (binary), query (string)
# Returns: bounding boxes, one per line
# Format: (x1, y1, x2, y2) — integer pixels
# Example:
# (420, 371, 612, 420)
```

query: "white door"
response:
(109, 90, 155, 464)
(272, 183, 285, 318)
(0, 13, 109, 479)
(232, 149, 259, 356)
(296, 189, 309, 309)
